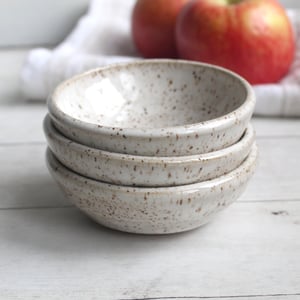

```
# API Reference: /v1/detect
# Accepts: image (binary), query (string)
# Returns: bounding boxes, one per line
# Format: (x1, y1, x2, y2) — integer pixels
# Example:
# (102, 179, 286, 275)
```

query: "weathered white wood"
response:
(2, 106, 300, 146)
(0, 49, 300, 144)
(0, 104, 47, 144)
(0, 144, 69, 209)
(2, 105, 300, 144)
(0, 201, 299, 299)
(3, 294, 300, 300)
(253, 118, 300, 138)
(1, 135, 300, 209)
(0, 5, 300, 299)
(137, 298, 298, 300)
(2, 293, 300, 298)
(152, 298, 300, 300)
(242, 137, 300, 201)
(0, 50, 300, 140)
(0, 105, 299, 148)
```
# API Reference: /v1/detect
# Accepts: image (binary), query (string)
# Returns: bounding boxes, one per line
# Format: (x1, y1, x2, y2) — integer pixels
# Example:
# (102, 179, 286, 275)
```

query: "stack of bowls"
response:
(45, 60, 257, 234)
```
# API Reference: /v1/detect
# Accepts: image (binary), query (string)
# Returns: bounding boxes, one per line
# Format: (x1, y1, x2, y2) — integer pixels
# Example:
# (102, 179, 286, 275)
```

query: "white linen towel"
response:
(21, 0, 300, 117)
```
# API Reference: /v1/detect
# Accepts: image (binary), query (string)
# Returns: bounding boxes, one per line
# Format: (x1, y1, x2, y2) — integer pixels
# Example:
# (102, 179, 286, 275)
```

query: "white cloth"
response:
(253, 10, 300, 117)
(21, 0, 300, 117)
(21, 0, 138, 100)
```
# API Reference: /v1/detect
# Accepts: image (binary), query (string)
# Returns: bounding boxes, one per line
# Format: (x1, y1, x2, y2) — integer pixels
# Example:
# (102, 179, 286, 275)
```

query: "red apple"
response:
(175, 0, 295, 84)
(132, 0, 190, 58)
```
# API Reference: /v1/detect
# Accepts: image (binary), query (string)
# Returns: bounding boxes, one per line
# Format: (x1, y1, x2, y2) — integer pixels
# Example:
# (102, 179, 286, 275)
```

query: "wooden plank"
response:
(252, 118, 300, 138)
(0, 144, 69, 209)
(2, 105, 300, 144)
(0, 50, 300, 143)
(0, 135, 300, 209)
(2, 295, 299, 300)
(127, 297, 300, 300)
(242, 137, 300, 202)
(0, 201, 299, 299)
(130, 297, 299, 300)
(114, 295, 300, 299)
(1, 107, 300, 145)
(0, 105, 47, 144)
(134, 295, 300, 300)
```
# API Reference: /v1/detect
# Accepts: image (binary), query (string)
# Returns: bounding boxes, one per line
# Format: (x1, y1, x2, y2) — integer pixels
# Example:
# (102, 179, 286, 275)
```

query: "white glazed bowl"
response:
(46, 144, 258, 234)
(48, 59, 255, 156)
(44, 114, 255, 187)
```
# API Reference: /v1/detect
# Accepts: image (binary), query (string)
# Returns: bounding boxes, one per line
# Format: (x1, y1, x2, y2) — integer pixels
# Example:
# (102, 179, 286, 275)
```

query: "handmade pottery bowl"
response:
(48, 59, 255, 156)
(44, 114, 255, 187)
(46, 144, 258, 234)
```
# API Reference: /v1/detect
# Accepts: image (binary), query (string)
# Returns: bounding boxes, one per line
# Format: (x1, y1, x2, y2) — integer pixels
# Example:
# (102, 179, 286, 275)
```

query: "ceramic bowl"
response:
(46, 144, 258, 234)
(48, 59, 255, 156)
(44, 114, 255, 187)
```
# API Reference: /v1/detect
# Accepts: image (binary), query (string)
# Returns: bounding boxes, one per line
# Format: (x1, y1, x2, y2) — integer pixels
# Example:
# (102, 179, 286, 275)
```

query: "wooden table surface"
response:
(0, 47, 300, 300)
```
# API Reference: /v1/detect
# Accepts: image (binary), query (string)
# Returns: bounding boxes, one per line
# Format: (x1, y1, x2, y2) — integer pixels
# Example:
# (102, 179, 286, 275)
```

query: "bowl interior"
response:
(53, 61, 248, 129)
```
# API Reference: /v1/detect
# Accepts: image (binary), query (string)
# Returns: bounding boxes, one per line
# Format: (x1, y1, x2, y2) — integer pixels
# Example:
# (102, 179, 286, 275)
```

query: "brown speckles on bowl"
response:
(46, 145, 258, 234)
(44, 60, 258, 234)
(48, 59, 255, 156)
(44, 115, 255, 187)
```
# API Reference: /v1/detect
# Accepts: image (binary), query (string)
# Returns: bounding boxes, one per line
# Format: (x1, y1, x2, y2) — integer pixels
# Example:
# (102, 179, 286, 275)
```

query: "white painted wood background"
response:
(0, 1, 300, 299)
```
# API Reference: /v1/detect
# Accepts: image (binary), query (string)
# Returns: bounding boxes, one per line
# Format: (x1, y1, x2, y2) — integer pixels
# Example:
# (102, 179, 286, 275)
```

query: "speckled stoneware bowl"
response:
(46, 144, 258, 234)
(48, 59, 255, 157)
(44, 114, 255, 187)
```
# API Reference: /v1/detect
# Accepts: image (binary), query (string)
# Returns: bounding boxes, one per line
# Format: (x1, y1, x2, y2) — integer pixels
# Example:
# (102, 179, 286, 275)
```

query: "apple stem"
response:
(214, 0, 243, 5)
(228, 0, 242, 4)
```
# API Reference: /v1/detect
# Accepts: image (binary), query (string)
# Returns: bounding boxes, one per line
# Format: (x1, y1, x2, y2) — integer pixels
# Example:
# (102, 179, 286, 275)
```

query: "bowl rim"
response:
(46, 143, 258, 193)
(44, 114, 255, 164)
(47, 59, 256, 138)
